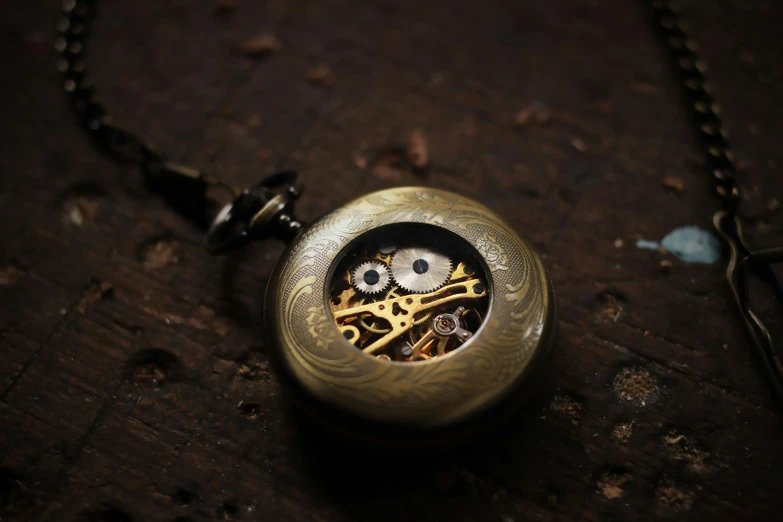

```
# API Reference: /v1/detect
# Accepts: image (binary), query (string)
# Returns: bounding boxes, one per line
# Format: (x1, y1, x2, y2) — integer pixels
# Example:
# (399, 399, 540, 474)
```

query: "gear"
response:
(351, 261, 391, 295)
(390, 248, 452, 293)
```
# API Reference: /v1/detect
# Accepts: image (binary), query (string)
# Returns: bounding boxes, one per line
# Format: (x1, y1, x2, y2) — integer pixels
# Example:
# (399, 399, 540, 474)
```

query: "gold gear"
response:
(357, 295, 392, 334)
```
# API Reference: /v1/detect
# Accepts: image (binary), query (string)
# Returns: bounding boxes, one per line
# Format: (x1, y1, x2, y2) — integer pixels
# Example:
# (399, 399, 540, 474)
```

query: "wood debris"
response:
(0, 264, 22, 286)
(133, 363, 166, 391)
(307, 64, 336, 87)
(76, 280, 114, 314)
(143, 239, 180, 270)
(655, 477, 694, 510)
(239, 33, 281, 58)
(514, 103, 552, 128)
(597, 472, 632, 499)
(597, 291, 624, 322)
(663, 430, 712, 473)
(663, 176, 685, 192)
(550, 394, 582, 422)
(611, 420, 635, 444)
(407, 128, 429, 170)
(237, 361, 270, 381)
(62, 195, 102, 226)
(613, 367, 659, 406)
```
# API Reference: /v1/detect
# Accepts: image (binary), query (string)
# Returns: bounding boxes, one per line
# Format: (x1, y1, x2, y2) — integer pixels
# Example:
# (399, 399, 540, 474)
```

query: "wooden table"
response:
(2, 1, 782, 520)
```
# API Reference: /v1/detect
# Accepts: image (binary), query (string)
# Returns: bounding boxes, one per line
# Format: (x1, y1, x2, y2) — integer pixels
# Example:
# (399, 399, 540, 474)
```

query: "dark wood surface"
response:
(2, 0, 783, 520)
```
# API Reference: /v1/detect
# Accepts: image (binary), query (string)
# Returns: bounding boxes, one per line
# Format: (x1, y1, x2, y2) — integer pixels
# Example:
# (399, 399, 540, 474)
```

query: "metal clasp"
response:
(205, 171, 304, 255)
(714, 210, 783, 403)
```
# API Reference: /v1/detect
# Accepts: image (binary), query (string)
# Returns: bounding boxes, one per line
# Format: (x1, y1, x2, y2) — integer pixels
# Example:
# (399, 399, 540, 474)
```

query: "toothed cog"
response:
(351, 261, 391, 294)
(390, 247, 452, 293)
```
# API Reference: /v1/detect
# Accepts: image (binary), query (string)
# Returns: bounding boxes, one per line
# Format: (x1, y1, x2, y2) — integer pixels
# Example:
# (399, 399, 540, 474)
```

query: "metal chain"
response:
(56, 0, 164, 167)
(55, 0, 303, 250)
(651, 1, 783, 405)
(651, 1, 742, 216)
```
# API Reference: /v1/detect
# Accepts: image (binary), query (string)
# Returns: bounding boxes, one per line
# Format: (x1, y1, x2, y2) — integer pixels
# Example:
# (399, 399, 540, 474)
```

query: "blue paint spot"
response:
(661, 227, 721, 264)
(636, 239, 660, 251)
(636, 227, 721, 264)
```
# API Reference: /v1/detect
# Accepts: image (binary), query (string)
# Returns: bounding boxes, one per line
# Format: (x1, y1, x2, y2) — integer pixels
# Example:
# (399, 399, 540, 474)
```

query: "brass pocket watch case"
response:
(265, 186, 556, 445)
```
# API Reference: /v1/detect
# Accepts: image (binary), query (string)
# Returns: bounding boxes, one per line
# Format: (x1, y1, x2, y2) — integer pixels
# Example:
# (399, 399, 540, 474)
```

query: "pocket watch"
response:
(262, 184, 556, 443)
(205, 172, 556, 443)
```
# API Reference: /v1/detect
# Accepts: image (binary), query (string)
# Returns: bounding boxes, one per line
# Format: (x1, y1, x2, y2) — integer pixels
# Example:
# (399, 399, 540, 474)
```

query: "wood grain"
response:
(1, 0, 782, 520)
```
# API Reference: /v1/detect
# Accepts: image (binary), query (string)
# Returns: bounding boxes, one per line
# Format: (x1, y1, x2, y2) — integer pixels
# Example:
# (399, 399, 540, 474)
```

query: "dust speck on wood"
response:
(238, 360, 271, 381)
(655, 477, 695, 510)
(307, 64, 336, 87)
(62, 195, 102, 226)
(597, 471, 632, 499)
(0, 264, 23, 286)
(663, 176, 685, 192)
(239, 33, 281, 58)
(514, 102, 552, 128)
(354, 155, 368, 169)
(144, 240, 180, 270)
(571, 137, 587, 153)
(613, 367, 659, 406)
(248, 114, 262, 127)
(134, 363, 166, 390)
(407, 128, 429, 170)
(663, 430, 712, 473)
(596, 291, 624, 322)
(550, 394, 582, 420)
(76, 279, 114, 314)
(611, 420, 635, 444)
(238, 402, 263, 420)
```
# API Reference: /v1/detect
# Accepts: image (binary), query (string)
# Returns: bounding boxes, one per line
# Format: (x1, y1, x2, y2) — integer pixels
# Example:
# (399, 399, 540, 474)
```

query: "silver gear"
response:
(390, 247, 452, 293)
(351, 261, 391, 294)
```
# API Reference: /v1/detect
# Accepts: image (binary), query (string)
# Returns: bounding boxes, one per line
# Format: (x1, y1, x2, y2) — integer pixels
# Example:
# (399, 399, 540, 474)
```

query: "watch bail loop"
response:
(206, 171, 304, 255)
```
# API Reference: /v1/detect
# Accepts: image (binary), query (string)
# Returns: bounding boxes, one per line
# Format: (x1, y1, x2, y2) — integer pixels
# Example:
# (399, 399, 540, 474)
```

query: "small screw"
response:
(343, 330, 354, 340)
(473, 283, 485, 294)
(464, 265, 474, 275)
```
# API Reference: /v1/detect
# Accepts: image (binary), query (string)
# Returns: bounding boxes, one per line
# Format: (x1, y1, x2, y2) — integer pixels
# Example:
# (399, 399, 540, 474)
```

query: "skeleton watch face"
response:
(328, 223, 490, 362)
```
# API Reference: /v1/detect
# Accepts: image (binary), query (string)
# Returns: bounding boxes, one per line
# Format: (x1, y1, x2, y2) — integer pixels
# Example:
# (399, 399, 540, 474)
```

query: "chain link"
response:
(57, 0, 165, 167)
(651, 1, 741, 215)
(56, 0, 303, 249)
(652, 1, 783, 405)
